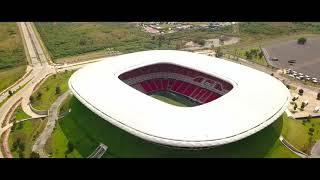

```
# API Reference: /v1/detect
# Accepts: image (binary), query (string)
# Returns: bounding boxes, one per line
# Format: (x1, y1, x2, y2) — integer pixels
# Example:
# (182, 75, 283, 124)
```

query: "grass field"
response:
(34, 22, 172, 62)
(11, 105, 31, 122)
(0, 23, 27, 93)
(34, 22, 232, 62)
(283, 116, 320, 154)
(31, 70, 73, 110)
(0, 23, 26, 69)
(44, 97, 298, 158)
(151, 91, 199, 107)
(0, 65, 27, 93)
(9, 118, 47, 158)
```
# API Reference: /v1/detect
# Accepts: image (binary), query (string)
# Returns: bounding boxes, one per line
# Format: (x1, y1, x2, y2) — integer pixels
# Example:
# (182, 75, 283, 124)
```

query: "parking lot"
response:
(263, 37, 320, 81)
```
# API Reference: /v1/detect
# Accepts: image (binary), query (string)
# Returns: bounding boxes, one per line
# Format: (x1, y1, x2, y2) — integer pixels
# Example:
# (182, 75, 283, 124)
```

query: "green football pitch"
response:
(150, 91, 199, 107)
(46, 95, 298, 158)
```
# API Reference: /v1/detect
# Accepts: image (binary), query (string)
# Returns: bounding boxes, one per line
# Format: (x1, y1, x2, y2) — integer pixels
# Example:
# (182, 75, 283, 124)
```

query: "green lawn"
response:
(31, 70, 73, 110)
(9, 118, 47, 158)
(45, 122, 82, 158)
(45, 97, 298, 158)
(11, 105, 31, 122)
(151, 91, 199, 107)
(0, 66, 26, 93)
(281, 114, 309, 153)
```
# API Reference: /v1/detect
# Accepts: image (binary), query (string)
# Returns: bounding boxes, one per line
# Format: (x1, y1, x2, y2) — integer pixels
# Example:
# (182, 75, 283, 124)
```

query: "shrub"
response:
(55, 86, 61, 95)
(297, 37, 307, 45)
(8, 90, 13, 96)
(298, 89, 304, 95)
(30, 152, 40, 158)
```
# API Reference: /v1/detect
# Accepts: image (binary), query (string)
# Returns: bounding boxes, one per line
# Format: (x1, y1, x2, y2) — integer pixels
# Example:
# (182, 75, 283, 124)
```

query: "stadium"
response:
(68, 50, 290, 154)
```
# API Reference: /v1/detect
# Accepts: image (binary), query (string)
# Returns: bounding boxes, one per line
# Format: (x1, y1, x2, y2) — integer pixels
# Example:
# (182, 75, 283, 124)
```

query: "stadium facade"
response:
(69, 50, 290, 148)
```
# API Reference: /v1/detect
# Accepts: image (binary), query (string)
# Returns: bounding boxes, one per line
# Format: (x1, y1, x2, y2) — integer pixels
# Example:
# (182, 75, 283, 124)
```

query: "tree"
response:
(30, 152, 40, 158)
(8, 90, 13, 96)
(215, 47, 223, 58)
(298, 89, 304, 95)
(301, 102, 306, 111)
(29, 96, 34, 103)
(19, 142, 25, 152)
(65, 142, 74, 154)
(317, 92, 320, 100)
(245, 51, 252, 60)
(258, 51, 264, 59)
(297, 37, 307, 45)
(36, 92, 42, 100)
(294, 103, 298, 111)
(55, 86, 61, 95)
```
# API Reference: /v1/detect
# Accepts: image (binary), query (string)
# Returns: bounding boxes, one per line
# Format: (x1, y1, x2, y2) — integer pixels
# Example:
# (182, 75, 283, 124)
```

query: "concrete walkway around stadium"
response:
(279, 135, 309, 158)
(311, 140, 320, 158)
(32, 90, 72, 158)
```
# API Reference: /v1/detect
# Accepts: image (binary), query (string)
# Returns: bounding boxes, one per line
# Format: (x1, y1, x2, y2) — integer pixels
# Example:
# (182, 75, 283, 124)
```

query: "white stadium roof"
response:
(69, 50, 290, 148)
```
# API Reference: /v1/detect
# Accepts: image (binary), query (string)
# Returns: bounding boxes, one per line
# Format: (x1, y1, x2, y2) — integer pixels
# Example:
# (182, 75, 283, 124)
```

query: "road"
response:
(32, 90, 71, 157)
(0, 22, 104, 158)
(0, 22, 55, 157)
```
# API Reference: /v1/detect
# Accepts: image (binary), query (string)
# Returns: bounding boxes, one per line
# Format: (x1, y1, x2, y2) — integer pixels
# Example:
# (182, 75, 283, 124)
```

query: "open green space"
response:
(11, 105, 31, 122)
(0, 22, 26, 69)
(30, 70, 73, 110)
(34, 22, 172, 62)
(9, 117, 47, 158)
(45, 97, 298, 158)
(151, 91, 199, 107)
(0, 66, 26, 93)
(280, 114, 320, 155)
(35, 22, 320, 66)
(0, 23, 27, 93)
(34, 22, 233, 62)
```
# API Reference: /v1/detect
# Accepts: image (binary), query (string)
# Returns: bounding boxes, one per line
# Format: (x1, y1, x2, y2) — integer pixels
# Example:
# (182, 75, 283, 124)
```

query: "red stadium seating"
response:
(119, 63, 232, 104)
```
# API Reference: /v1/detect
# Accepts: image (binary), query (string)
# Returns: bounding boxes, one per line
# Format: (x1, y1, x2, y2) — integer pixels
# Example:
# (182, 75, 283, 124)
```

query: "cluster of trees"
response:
(297, 37, 307, 45)
(12, 138, 25, 158)
(29, 85, 61, 103)
(244, 49, 264, 60)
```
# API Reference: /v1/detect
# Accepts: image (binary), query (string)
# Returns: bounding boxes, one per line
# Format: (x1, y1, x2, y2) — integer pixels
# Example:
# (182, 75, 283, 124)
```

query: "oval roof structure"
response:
(69, 50, 290, 148)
